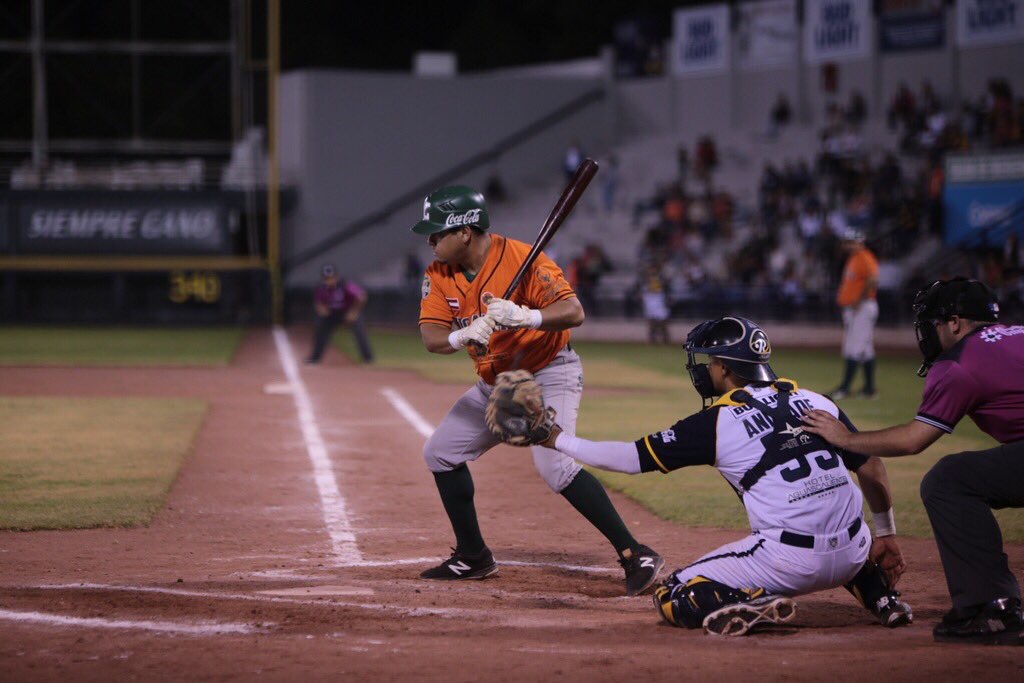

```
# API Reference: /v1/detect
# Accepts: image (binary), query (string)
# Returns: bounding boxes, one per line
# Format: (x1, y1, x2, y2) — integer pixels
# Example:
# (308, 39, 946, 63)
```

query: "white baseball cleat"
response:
(702, 595, 797, 637)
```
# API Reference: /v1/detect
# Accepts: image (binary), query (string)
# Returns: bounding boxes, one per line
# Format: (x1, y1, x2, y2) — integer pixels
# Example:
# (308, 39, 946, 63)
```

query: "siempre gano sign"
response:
(15, 197, 232, 255)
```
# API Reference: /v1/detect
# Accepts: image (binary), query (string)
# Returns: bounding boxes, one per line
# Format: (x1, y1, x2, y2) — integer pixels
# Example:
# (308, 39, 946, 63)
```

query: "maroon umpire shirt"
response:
(915, 324, 1024, 444)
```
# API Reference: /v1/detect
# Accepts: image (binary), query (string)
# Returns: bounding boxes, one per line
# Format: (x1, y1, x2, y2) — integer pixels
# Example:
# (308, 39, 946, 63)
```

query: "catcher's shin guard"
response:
(844, 561, 913, 627)
(653, 575, 766, 629)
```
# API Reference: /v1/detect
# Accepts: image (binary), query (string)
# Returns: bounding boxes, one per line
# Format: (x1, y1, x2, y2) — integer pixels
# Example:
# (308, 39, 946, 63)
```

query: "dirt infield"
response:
(1, 329, 1021, 681)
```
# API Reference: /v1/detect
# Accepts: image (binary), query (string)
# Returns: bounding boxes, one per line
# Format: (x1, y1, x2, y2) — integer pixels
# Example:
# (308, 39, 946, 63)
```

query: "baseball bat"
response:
(501, 157, 599, 300)
(471, 158, 599, 357)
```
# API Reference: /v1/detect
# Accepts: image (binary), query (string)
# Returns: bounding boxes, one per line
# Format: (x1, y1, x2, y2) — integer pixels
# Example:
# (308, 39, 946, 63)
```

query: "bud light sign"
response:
(672, 4, 730, 75)
(804, 0, 871, 63)
(957, 0, 1024, 46)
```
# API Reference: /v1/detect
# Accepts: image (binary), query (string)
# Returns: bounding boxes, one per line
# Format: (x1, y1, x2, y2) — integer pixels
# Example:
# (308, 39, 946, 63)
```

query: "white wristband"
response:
(872, 508, 896, 537)
(448, 330, 464, 350)
(525, 307, 543, 330)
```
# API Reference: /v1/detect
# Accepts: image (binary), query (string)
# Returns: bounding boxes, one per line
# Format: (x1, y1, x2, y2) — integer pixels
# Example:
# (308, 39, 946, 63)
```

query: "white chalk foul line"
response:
(272, 327, 362, 565)
(25, 583, 478, 619)
(0, 608, 258, 635)
(380, 387, 435, 438)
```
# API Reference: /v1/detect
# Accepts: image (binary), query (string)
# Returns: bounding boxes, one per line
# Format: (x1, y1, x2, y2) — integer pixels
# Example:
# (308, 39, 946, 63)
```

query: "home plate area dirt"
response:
(1, 330, 1021, 681)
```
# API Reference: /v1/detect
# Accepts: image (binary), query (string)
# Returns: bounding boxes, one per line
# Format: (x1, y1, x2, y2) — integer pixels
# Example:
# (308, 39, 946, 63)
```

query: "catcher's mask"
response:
(685, 317, 777, 408)
(912, 277, 999, 377)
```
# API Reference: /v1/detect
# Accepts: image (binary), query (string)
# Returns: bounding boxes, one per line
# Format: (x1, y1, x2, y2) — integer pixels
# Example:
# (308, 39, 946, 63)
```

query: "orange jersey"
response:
(419, 234, 576, 384)
(836, 247, 879, 307)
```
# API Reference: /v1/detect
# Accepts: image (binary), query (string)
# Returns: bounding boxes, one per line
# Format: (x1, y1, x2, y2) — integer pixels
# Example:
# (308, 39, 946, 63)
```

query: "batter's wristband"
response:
(448, 330, 465, 350)
(525, 307, 543, 329)
(872, 508, 896, 537)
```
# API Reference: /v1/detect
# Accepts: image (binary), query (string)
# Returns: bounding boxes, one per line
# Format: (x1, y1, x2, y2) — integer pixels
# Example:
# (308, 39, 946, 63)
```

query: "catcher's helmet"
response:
(411, 185, 490, 235)
(685, 317, 777, 404)
(912, 277, 999, 377)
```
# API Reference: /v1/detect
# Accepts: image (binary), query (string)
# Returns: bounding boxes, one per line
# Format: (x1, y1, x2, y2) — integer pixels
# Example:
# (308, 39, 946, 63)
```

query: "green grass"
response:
(0, 397, 206, 530)
(339, 328, 1024, 540)
(0, 327, 245, 366)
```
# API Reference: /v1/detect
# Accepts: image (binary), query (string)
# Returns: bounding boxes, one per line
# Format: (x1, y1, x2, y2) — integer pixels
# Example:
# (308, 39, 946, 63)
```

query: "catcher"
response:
(413, 185, 663, 596)
(486, 316, 913, 636)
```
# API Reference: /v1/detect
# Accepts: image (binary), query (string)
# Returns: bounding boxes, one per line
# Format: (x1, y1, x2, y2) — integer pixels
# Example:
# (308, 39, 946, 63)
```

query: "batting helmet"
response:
(685, 317, 777, 404)
(411, 185, 490, 236)
(912, 277, 999, 377)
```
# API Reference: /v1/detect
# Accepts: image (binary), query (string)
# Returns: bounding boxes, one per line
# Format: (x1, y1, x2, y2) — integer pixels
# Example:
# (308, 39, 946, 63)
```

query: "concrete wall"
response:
(278, 70, 610, 286)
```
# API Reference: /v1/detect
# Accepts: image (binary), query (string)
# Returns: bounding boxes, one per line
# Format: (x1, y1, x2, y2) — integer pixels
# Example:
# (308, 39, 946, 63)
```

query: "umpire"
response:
(305, 264, 374, 365)
(803, 277, 1024, 645)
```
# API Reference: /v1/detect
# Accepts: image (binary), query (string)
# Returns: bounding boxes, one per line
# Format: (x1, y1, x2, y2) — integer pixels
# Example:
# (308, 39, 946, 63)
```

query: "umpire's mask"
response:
(912, 277, 999, 377)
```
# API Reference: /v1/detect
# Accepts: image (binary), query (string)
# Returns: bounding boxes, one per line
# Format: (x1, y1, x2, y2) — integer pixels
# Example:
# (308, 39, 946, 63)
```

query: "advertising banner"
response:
(12, 193, 235, 255)
(957, 0, 1024, 47)
(944, 153, 1024, 245)
(804, 0, 872, 63)
(736, 0, 798, 70)
(879, 0, 946, 52)
(672, 4, 730, 75)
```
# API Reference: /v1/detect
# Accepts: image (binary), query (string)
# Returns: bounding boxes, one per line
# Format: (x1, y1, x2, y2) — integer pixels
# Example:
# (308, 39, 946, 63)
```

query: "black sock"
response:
(432, 467, 485, 555)
(560, 469, 637, 554)
(862, 358, 876, 394)
(838, 358, 858, 391)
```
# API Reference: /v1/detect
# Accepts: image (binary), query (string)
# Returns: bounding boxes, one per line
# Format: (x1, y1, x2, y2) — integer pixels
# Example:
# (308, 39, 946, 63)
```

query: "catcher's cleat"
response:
(933, 597, 1023, 645)
(620, 544, 664, 596)
(874, 592, 913, 627)
(702, 595, 797, 637)
(419, 547, 498, 581)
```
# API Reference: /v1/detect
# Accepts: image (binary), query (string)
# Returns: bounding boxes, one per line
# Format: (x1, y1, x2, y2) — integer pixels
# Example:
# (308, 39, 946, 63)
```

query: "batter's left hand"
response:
(870, 536, 906, 586)
(486, 297, 541, 329)
(801, 409, 851, 449)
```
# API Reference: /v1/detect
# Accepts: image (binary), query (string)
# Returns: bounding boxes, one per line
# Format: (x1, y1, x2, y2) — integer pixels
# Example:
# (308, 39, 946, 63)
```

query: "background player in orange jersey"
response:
(412, 185, 663, 595)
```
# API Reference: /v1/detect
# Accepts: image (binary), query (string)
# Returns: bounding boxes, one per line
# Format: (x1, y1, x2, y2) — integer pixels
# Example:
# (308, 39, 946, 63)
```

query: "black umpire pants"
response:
(308, 312, 374, 363)
(920, 440, 1024, 609)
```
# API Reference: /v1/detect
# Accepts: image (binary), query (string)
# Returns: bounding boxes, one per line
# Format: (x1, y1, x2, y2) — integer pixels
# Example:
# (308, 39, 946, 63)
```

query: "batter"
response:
(411, 185, 663, 595)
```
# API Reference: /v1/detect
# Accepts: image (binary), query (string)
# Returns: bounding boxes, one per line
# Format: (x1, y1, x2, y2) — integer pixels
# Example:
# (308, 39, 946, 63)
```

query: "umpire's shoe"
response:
(620, 544, 665, 596)
(933, 597, 1023, 645)
(420, 547, 498, 581)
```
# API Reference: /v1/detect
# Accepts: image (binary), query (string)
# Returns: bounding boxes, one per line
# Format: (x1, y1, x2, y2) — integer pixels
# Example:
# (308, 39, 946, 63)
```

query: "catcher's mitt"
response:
(485, 370, 558, 447)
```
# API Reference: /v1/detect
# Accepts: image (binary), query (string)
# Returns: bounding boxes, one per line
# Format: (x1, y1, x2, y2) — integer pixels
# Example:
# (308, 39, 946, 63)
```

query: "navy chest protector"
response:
(732, 383, 842, 492)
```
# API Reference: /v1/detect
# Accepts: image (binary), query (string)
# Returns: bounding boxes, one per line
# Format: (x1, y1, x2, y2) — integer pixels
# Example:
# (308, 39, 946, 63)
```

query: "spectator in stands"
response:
(640, 264, 670, 344)
(676, 144, 690, 190)
(306, 264, 374, 365)
(888, 82, 916, 131)
(569, 244, 612, 317)
(925, 156, 944, 236)
(484, 173, 508, 203)
(404, 252, 424, 292)
(769, 92, 792, 137)
(846, 90, 867, 127)
(695, 135, 718, 191)
(563, 139, 584, 182)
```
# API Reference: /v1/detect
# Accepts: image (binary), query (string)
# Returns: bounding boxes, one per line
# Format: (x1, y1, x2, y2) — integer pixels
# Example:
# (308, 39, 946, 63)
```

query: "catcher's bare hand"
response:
(801, 409, 852, 449)
(870, 536, 906, 587)
(485, 370, 559, 447)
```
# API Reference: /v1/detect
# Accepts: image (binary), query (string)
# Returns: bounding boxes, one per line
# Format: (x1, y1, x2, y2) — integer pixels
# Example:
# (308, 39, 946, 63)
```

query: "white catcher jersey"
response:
(634, 380, 867, 536)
